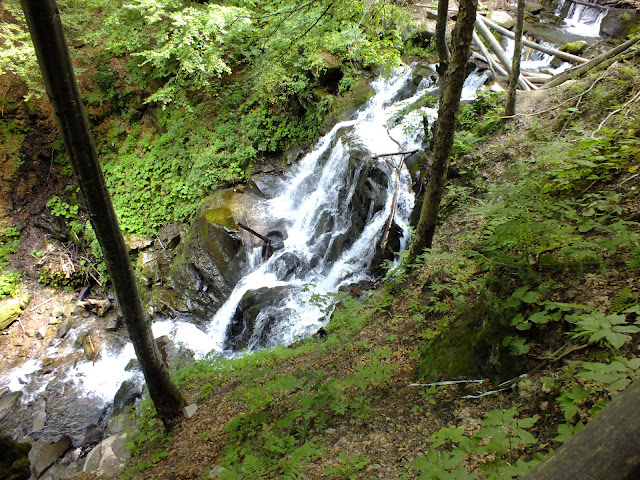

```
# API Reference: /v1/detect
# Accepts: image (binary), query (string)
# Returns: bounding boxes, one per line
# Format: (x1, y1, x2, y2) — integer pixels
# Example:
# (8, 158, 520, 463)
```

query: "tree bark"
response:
(20, 0, 187, 428)
(505, 0, 525, 116)
(522, 377, 640, 480)
(411, 0, 478, 257)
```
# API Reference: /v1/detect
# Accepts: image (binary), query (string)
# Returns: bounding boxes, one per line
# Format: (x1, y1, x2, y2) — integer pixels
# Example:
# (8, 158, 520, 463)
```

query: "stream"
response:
(0, 0, 618, 464)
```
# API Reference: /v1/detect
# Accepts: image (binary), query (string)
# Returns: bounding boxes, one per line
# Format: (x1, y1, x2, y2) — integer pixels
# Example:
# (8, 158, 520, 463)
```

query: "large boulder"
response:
(171, 187, 286, 320)
(224, 286, 294, 351)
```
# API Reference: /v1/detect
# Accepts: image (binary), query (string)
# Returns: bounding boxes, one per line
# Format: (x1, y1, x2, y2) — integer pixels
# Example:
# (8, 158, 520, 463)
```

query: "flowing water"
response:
(2, 64, 489, 447)
(555, 0, 607, 37)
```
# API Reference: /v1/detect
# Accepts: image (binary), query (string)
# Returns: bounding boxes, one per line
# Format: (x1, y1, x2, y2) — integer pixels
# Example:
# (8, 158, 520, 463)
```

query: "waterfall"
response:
(0, 64, 489, 446)
(556, 0, 606, 37)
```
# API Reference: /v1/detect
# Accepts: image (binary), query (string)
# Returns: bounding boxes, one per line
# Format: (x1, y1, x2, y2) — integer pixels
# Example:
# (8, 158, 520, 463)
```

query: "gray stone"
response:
(32, 407, 46, 432)
(104, 311, 122, 332)
(83, 433, 129, 476)
(83, 444, 101, 472)
(124, 235, 153, 252)
(56, 318, 73, 338)
(486, 10, 515, 29)
(0, 390, 21, 421)
(51, 306, 64, 318)
(31, 435, 72, 477)
(35, 327, 47, 339)
(208, 465, 228, 478)
(183, 404, 198, 418)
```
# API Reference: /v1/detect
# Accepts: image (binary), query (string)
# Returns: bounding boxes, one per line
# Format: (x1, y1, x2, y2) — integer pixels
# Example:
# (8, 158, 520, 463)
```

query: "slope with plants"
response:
(81, 54, 640, 480)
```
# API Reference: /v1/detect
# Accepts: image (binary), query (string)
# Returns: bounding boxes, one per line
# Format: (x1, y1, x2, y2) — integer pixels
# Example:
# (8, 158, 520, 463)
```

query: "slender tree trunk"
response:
(435, 0, 451, 76)
(20, 0, 187, 428)
(505, 0, 525, 116)
(411, 0, 478, 257)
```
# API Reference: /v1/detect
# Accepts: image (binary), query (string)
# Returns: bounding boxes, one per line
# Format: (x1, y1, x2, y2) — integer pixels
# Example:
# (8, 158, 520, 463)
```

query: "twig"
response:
(591, 89, 640, 137)
(29, 297, 54, 312)
(620, 173, 639, 186)
(410, 379, 484, 387)
(156, 235, 165, 250)
(372, 149, 418, 159)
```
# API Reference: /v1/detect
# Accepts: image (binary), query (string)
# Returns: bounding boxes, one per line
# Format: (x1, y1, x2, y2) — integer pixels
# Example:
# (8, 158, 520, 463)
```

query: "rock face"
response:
(171, 186, 286, 320)
(83, 433, 129, 476)
(30, 435, 71, 478)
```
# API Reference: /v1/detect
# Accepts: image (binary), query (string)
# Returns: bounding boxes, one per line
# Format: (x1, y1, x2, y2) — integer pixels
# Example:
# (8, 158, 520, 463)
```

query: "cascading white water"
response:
(557, 0, 606, 37)
(0, 64, 489, 446)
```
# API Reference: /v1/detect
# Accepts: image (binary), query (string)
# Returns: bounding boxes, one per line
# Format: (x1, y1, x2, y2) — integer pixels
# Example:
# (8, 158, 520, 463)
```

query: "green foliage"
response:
(0, 1, 43, 100)
(322, 453, 369, 479)
(569, 311, 640, 350)
(0, 270, 22, 298)
(578, 356, 640, 392)
(413, 408, 542, 479)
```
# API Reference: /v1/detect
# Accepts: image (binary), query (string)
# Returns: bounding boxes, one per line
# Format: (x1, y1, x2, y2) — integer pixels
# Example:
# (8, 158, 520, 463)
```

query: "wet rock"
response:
(157, 222, 188, 251)
(144, 286, 189, 317)
(0, 391, 22, 421)
(270, 252, 308, 281)
(112, 380, 142, 415)
(225, 286, 294, 351)
(138, 250, 172, 285)
(171, 187, 284, 319)
(600, 7, 640, 38)
(103, 311, 122, 332)
(156, 335, 196, 370)
(0, 434, 31, 480)
(32, 407, 46, 432)
(411, 63, 438, 87)
(56, 318, 73, 338)
(30, 435, 71, 478)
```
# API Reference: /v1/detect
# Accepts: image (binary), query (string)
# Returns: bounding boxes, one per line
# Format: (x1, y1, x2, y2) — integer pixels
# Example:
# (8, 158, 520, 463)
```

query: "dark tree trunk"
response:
(435, 0, 451, 81)
(505, 0, 526, 116)
(411, 0, 478, 256)
(20, 0, 186, 428)
(522, 377, 640, 480)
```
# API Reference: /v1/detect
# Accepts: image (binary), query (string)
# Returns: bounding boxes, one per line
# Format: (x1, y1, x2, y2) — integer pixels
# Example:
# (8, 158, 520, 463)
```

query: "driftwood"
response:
(542, 37, 640, 89)
(479, 15, 588, 64)
(378, 152, 415, 251)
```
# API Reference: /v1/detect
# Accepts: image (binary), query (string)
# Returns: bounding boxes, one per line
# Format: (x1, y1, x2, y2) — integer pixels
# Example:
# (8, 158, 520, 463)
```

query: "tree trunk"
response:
(411, 0, 478, 257)
(522, 377, 640, 479)
(20, 0, 187, 428)
(505, 0, 525, 116)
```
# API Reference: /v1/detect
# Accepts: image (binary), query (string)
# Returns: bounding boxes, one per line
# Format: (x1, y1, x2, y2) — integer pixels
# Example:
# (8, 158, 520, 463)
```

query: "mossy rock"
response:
(415, 296, 527, 383)
(0, 294, 30, 331)
(560, 41, 588, 55)
(0, 434, 31, 480)
(320, 78, 375, 134)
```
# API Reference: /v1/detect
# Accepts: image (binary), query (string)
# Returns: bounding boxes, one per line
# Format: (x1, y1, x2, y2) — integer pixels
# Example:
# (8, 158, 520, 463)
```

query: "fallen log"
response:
(238, 222, 273, 260)
(542, 37, 640, 89)
(479, 15, 588, 64)
(474, 15, 531, 90)
(472, 31, 505, 78)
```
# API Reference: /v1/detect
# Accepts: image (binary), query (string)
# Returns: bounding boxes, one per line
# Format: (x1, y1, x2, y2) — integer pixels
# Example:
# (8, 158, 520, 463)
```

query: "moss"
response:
(0, 435, 31, 480)
(416, 294, 528, 383)
(320, 78, 375, 133)
(560, 41, 588, 55)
